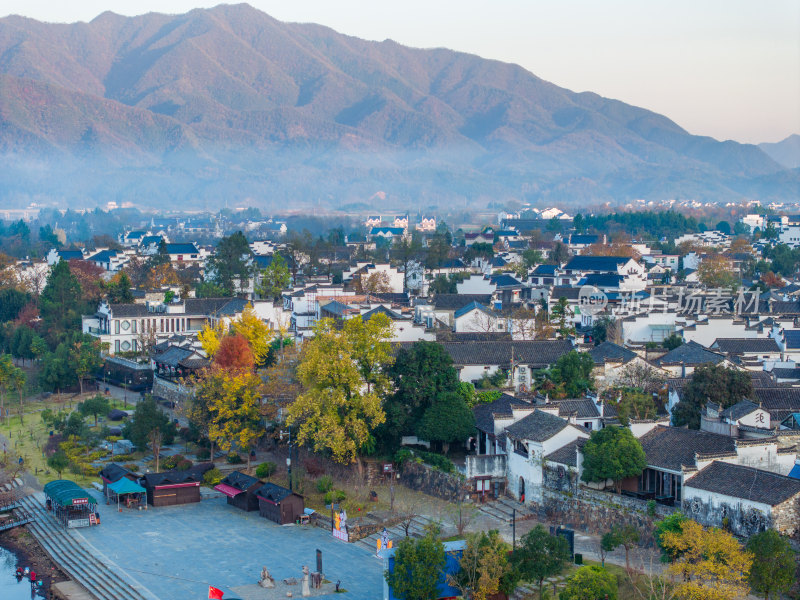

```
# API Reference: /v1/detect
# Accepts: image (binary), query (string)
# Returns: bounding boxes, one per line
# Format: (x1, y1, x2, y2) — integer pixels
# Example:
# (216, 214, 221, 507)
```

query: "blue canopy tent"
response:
(107, 477, 147, 510)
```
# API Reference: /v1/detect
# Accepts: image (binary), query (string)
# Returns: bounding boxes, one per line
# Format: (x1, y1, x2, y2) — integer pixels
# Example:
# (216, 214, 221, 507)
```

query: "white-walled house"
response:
(505, 410, 590, 503)
(453, 302, 506, 334)
(682, 461, 800, 537)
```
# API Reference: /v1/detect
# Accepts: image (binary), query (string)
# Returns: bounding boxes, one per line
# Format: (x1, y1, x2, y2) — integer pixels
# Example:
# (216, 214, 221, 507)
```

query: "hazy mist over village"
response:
(0, 3, 799, 600)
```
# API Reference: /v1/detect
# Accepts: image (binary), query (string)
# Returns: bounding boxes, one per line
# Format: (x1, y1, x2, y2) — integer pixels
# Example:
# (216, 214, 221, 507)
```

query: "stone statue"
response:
(301, 565, 310, 597)
(259, 566, 275, 588)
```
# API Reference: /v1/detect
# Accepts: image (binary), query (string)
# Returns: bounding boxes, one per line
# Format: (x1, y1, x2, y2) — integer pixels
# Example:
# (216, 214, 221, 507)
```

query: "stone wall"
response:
(398, 461, 464, 501)
(529, 488, 677, 546)
(772, 496, 800, 538)
(682, 491, 774, 538)
(543, 465, 577, 495)
(152, 377, 194, 405)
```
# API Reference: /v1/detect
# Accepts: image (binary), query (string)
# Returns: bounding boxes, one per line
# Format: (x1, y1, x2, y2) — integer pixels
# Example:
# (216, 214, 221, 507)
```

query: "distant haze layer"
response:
(0, 4, 797, 209)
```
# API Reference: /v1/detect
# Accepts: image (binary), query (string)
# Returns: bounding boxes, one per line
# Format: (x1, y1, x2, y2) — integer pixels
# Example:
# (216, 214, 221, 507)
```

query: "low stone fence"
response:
(526, 487, 677, 547)
(152, 376, 194, 405)
(397, 461, 465, 501)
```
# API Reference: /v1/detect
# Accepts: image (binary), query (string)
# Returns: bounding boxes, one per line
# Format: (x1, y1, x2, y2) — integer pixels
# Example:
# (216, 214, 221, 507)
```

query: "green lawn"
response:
(0, 393, 136, 487)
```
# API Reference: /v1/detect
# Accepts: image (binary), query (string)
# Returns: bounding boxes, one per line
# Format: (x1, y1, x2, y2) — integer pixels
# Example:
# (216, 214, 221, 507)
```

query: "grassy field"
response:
(0, 393, 135, 487)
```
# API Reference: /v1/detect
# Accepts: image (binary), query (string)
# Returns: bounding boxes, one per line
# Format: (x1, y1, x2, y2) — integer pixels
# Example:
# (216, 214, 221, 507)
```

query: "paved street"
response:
(74, 489, 384, 600)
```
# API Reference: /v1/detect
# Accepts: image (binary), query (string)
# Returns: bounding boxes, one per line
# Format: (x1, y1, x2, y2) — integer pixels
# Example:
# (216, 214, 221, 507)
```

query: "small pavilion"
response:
(43, 480, 98, 528)
(106, 477, 147, 510)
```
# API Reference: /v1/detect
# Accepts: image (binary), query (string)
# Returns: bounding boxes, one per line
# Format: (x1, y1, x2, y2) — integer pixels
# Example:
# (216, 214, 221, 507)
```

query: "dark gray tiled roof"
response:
(361, 305, 404, 321)
(107, 297, 246, 318)
(551, 287, 581, 300)
(99, 463, 132, 482)
(564, 256, 631, 271)
(437, 332, 512, 342)
(720, 400, 760, 422)
(505, 409, 570, 442)
(638, 426, 736, 472)
(654, 341, 725, 366)
(545, 438, 587, 467)
(442, 340, 573, 368)
(772, 301, 800, 315)
(255, 482, 298, 503)
(771, 368, 800, 380)
(220, 470, 261, 492)
(751, 387, 800, 422)
(712, 338, 780, 354)
(550, 398, 600, 419)
(432, 294, 493, 310)
(473, 394, 532, 434)
(143, 463, 213, 488)
(588, 342, 638, 365)
(153, 345, 197, 367)
(685, 461, 800, 506)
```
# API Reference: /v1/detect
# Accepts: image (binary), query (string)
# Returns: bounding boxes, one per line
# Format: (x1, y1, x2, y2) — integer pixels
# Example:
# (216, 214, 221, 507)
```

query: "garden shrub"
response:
(255, 461, 276, 479)
(226, 453, 243, 464)
(203, 468, 223, 486)
(196, 448, 211, 460)
(316, 475, 333, 494)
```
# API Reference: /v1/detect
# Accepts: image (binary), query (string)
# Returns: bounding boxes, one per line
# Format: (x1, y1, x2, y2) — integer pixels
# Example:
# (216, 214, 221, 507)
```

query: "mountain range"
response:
(0, 3, 797, 209)
(759, 135, 800, 170)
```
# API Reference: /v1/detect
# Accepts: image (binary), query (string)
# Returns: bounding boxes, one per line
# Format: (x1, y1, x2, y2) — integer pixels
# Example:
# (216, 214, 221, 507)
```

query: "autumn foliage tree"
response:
(660, 520, 752, 600)
(287, 314, 393, 477)
(214, 334, 255, 371)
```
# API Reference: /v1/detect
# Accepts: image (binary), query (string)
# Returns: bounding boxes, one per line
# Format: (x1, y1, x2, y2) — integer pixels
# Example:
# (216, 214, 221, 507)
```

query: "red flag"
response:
(208, 586, 224, 600)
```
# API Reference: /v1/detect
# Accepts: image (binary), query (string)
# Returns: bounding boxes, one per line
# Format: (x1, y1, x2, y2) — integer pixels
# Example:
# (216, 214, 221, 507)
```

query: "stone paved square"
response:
(73, 489, 384, 600)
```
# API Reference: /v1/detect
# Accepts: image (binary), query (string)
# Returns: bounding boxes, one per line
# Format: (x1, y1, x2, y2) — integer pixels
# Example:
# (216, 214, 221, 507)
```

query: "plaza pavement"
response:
(73, 489, 384, 600)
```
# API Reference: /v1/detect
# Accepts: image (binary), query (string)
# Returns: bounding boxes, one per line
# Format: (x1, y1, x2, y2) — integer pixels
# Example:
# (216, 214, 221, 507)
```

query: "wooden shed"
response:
(255, 482, 304, 525)
(99, 463, 138, 496)
(214, 471, 262, 512)
(142, 463, 212, 507)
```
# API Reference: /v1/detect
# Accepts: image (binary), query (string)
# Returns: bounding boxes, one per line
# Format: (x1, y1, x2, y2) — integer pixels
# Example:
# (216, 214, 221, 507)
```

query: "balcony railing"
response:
(87, 327, 109, 335)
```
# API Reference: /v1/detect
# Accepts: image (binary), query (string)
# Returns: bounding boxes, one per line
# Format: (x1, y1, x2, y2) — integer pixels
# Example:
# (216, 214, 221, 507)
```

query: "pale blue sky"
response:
(3, 1, 798, 144)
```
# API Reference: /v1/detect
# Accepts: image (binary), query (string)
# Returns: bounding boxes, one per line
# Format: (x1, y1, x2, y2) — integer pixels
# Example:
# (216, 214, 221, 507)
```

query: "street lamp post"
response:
(124, 379, 131, 409)
(286, 456, 292, 492)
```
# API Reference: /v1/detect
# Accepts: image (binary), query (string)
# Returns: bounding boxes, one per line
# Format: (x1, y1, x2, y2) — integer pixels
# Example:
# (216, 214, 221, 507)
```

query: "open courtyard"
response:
(71, 488, 384, 600)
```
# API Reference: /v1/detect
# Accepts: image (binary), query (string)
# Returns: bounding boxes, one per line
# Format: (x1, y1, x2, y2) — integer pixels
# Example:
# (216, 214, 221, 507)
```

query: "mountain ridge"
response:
(0, 3, 796, 208)
(760, 134, 800, 170)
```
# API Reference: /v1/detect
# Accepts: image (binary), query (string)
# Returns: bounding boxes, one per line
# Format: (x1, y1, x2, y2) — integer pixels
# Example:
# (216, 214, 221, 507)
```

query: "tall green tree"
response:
(122, 396, 175, 471)
(10, 326, 35, 365)
(673, 364, 753, 429)
(39, 260, 84, 340)
(548, 351, 594, 397)
(39, 343, 76, 392)
(0, 288, 31, 322)
(746, 530, 796, 600)
(551, 297, 575, 339)
(512, 524, 570, 599)
(256, 252, 291, 300)
(385, 532, 446, 600)
(106, 272, 134, 303)
(79, 394, 110, 426)
(207, 231, 253, 295)
(70, 336, 104, 395)
(581, 426, 646, 493)
(415, 392, 475, 454)
(383, 341, 461, 446)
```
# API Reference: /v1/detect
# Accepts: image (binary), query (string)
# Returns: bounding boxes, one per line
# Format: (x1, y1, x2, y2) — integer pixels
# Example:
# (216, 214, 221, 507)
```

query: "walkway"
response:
(73, 488, 385, 600)
(16, 488, 151, 600)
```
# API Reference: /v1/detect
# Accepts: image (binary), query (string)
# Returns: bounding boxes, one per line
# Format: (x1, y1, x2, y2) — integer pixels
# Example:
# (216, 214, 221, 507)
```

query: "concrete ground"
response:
(73, 489, 384, 600)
